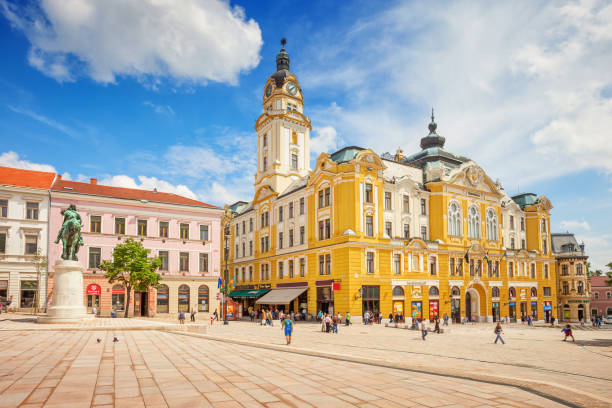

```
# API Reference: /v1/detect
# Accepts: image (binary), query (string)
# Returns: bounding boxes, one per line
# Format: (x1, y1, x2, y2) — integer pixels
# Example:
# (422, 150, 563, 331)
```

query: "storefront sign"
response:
(235, 285, 257, 290)
(277, 281, 308, 288)
(567, 299, 590, 303)
(531, 301, 537, 305)
(0, 280, 8, 289)
(509, 302, 516, 306)
(259, 283, 271, 289)
(332, 282, 341, 291)
(86, 284, 101, 295)
(316, 279, 334, 287)
(544, 305, 552, 311)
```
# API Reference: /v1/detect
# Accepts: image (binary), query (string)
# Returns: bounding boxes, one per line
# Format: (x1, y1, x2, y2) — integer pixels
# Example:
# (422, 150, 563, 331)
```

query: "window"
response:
(199, 253, 208, 273)
(263, 156, 267, 171)
(26, 202, 38, 220)
(403, 195, 410, 213)
(457, 259, 463, 276)
(249, 240, 253, 256)
(608, 292, 611, 299)
(179, 252, 189, 271)
(278, 261, 284, 279)
(242, 221, 246, 234)
(319, 255, 325, 275)
(492, 287, 500, 298)
(365, 216, 373, 237)
(279, 232, 283, 249)
(521, 217, 525, 231)
(541, 218, 546, 233)
(521, 239, 526, 249)
(469, 259, 474, 276)
(289, 202, 294, 218)
(291, 154, 298, 170)
(299, 198, 305, 215)
(577, 281, 584, 294)
(486, 209, 497, 241)
(319, 221, 324, 241)
(494, 261, 499, 277)
(511, 237, 515, 249)
(384, 192, 392, 210)
(394, 254, 401, 275)
(325, 219, 331, 239)
(509, 287, 516, 298)
(487, 260, 493, 277)
(561, 265, 569, 276)
(542, 239, 547, 254)
(241, 242, 245, 257)
(562, 282, 569, 295)
(448, 202, 461, 236)
(115, 217, 125, 235)
(157, 285, 169, 313)
(366, 252, 374, 274)
(0, 199, 7, 217)
(159, 251, 168, 271)
(430, 257, 436, 275)
(325, 187, 330, 207)
(449, 258, 455, 276)
(420, 199, 427, 215)
(249, 266, 253, 281)
(249, 218, 253, 232)
(365, 183, 373, 203)
(236, 224, 239, 236)
(235, 244, 239, 258)
(420, 226, 427, 240)
(178, 285, 190, 312)
(362, 285, 380, 316)
(468, 206, 481, 239)
(594, 292, 599, 299)
(0, 232, 5, 253)
(90, 216, 101, 233)
(289, 260, 294, 278)
(180, 223, 189, 240)
(576, 264, 583, 275)
(325, 254, 331, 275)
(264, 212, 269, 226)
(300, 226, 305, 245)
(385, 221, 392, 237)
(300, 258, 305, 277)
(279, 206, 284, 222)
(159, 221, 169, 238)
(263, 134, 267, 147)
(429, 287, 439, 296)
(476, 260, 482, 276)
(403, 224, 410, 239)
(530, 263, 536, 279)
(200, 225, 209, 241)
(543, 287, 551, 297)
(198, 285, 209, 312)
(112, 285, 125, 312)
(25, 235, 37, 254)
(289, 229, 294, 247)
(509, 261, 514, 278)
(510, 215, 515, 230)
(88, 247, 101, 268)
(137, 219, 147, 236)
(544, 264, 549, 279)
(318, 190, 324, 208)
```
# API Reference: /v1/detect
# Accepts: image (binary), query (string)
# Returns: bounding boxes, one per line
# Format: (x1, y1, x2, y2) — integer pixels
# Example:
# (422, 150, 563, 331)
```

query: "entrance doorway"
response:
(578, 305, 584, 321)
(509, 302, 516, 321)
(492, 302, 500, 322)
(87, 295, 100, 313)
(317, 286, 333, 314)
(466, 292, 472, 322)
(465, 288, 480, 322)
(520, 302, 527, 321)
(451, 299, 461, 323)
(134, 292, 148, 317)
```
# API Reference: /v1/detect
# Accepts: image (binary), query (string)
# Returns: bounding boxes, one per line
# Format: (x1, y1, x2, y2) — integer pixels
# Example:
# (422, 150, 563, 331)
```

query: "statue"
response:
(55, 204, 84, 261)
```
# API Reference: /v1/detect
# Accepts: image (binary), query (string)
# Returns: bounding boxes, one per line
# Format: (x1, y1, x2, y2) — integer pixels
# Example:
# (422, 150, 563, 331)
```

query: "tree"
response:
(99, 238, 161, 318)
(31, 249, 48, 314)
(594, 269, 603, 276)
(605, 262, 612, 289)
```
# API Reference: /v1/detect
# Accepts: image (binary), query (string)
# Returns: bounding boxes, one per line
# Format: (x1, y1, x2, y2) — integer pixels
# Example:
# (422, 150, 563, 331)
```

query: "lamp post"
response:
(223, 223, 230, 325)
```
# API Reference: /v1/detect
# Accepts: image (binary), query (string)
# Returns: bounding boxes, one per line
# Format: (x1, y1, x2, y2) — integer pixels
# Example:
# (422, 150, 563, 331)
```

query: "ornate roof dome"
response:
(420, 108, 446, 149)
(271, 38, 291, 88)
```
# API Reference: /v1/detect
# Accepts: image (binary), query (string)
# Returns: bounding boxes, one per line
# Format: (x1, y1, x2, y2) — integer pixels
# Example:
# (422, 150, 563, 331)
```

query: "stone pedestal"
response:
(38, 260, 93, 324)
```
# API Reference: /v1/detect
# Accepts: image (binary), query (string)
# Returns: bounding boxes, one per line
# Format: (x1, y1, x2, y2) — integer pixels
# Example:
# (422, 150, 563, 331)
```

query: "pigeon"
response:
(96, 338, 102, 343)
(113, 337, 118, 342)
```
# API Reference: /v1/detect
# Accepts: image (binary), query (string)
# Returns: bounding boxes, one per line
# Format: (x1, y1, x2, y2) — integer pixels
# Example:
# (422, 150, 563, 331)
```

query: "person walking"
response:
(325, 313, 332, 333)
(190, 308, 196, 322)
(213, 308, 219, 321)
(317, 310, 323, 321)
(332, 315, 338, 333)
(434, 317, 440, 334)
(494, 322, 505, 344)
(443, 313, 449, 326)
(321, 313, 327, 332)
(178, 310, 185, 324)
(92, 306, 97, 316)
(281, 315, 294, 345)
(420, 319, 428, 340)
(562, 324, 575, 342)
(345, 312, 351, 326)
(363, 311, 369, 325)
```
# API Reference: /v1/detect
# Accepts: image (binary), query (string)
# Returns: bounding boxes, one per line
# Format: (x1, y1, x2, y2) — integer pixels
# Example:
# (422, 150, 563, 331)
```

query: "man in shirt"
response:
(282, 315, 294, 345)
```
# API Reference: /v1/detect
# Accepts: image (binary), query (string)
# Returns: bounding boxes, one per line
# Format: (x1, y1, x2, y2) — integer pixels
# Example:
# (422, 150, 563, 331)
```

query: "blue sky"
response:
(0, 0, 611, 270)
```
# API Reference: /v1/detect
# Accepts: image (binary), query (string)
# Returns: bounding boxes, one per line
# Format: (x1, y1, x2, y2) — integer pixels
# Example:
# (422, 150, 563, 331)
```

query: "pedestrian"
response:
(420, 319, 428, 340)
(550, 316, 555, 326)
(281, 314, 294, 345)
(562, 324, 575, 342)
(580, 318, 585, 327)
(318, 310, 323, 321)
(325, 313, 332, 333)
(527, 315, 532, 326)
(213, 308, 219, 321)
(210, 314, 214, 325)
(332, 315, 338, 333)
(179, 310, 185, 324)
(337, 311, 342, 325)
(394, 313, 400, 327)
(494, 322, 505, 344)
(443, 313, 449, 326)
(321, 313, 327, 332)
(378, 311, 383, 324)
(190, 308, 196, 322)
(92, 306, 97, 316)
(434, 317, 440, 334)
(345, 312, 351, 326)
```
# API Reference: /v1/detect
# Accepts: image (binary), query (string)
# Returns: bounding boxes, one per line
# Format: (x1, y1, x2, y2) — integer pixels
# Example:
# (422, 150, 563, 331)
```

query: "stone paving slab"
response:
(0, 329, 572, 408)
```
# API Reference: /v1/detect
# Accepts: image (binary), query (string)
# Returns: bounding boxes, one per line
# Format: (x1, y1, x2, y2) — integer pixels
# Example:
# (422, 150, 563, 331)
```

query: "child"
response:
(179, 310, 185, 324)
(562, 324, 575, 342)
(281, 315, 294, 345)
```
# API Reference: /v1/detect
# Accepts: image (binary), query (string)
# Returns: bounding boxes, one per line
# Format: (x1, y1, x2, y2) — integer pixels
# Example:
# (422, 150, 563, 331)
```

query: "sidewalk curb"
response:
(168, 330, 610, 408)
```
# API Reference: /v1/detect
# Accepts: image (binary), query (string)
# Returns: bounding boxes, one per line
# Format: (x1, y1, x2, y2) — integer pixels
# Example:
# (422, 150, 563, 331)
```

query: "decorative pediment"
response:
(449, 163, 502, 196)
(407, 238, 428, 249)
(355, 149, 386, 171)
(252, 185, 277, 205)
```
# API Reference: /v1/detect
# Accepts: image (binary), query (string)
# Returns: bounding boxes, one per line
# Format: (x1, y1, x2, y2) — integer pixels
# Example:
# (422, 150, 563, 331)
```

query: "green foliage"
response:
(605, 262, 612, 288)
(99, 238, 162, 317)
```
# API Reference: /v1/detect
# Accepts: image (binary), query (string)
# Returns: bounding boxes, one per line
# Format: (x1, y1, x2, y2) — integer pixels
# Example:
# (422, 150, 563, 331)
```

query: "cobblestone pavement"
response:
(0, 329, 570, 408)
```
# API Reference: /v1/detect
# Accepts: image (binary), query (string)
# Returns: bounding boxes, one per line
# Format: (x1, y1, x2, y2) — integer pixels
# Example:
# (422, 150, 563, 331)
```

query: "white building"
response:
(0, 166, 56, 311)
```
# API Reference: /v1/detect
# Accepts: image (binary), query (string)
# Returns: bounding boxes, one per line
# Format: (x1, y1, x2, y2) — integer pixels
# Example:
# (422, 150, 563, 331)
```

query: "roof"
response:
(402, 146, 470, 169)
(590, 276, 610, 287)
(551, 233, 584, 254)
(0, 166, 56, 189)
(278, 176, 308, 198)
(330, 146, 365, 164)
(229, 201, 251, 215)
(52, 179, 219, 209)
(511, 193, 538, 209)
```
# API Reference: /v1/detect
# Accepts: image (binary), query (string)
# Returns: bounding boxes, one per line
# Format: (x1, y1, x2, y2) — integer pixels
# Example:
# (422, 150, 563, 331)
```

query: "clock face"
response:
(265, 84, 273, 97)
(286, 81, 298, 95)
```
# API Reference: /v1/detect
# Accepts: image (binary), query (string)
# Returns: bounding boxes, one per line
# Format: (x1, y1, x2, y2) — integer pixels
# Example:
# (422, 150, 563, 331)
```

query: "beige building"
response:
(551, 233, 590, 322)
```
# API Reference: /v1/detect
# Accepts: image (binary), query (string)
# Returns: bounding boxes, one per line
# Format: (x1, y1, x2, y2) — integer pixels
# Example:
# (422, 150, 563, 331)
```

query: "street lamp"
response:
(223, 224, 230, 325)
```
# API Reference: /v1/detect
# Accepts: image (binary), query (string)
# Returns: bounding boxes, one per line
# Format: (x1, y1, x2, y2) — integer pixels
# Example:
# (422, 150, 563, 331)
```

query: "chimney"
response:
(90, 178, 97, 185)
(57, 174, 62, 180)
(153, 188, 158, 193)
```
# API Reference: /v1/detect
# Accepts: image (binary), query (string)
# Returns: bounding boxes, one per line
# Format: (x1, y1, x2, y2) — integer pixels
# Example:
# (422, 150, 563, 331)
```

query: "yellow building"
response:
(223, 42, 558, 323)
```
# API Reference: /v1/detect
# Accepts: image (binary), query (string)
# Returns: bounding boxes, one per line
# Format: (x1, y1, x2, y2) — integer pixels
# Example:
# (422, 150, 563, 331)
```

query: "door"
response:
(492, 302, 500, 322)
(509, 303, 516, 321)
(134, 292, 141, 315)
(140, 292, 148, 316)
(578, 307, 584, 321)
(520, 302, 527, 320)
(87, 295, 100, 313)
(465, 292, 472, 322)
(451, 299, 461, 323)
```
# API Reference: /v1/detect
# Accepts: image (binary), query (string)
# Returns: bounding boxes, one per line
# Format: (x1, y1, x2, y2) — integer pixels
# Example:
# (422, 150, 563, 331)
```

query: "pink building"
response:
(48, 177, 223, 317)
(591, 276, 612, 318)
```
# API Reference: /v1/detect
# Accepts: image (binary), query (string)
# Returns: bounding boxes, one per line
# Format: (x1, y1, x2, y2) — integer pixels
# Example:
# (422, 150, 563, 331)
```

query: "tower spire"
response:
(421, 108, 445, 149)
(276, 38, 290, 72)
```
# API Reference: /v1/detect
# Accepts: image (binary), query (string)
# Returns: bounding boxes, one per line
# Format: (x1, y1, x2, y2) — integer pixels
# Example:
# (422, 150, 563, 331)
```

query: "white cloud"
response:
(575, 234, 612, 272)
(1, 0, 262, 85)
(99, 174, 198, 200)
(7, 105, 79, 139)
(0, 151, 56, 172)
(559, 220, 591, 232)
(310, 126, 341, 157)
(163, 145, 227, 177)
(143, 101, 174, 117)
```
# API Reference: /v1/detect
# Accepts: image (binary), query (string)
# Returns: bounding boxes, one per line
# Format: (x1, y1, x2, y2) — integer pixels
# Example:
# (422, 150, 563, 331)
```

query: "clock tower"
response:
(254, 39, 311, 194)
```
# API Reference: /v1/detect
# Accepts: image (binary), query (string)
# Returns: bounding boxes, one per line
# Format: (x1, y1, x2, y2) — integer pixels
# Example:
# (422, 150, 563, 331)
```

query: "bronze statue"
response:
(55, 204, 84, 260)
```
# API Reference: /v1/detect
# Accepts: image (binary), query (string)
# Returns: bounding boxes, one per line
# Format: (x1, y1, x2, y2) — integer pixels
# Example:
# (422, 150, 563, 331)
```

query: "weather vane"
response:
(281, 38, 287, 48)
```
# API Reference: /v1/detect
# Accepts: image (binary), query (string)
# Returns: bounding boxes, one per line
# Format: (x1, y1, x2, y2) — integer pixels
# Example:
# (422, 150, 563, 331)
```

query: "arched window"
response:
(111, 285, 125, 311)
(429, 286, 439, 296)
(198, 285, 209, 312)
(448, 202, 461, 236)
(509, 287, 516, 298)
(594, 292, 599, 299)
(157, 284, 169, 313)
(451, 286, 460, 297)
(607, 307, 612, 316)
(486, 209, 497, 241)
(178, 284, 190, 312)
(577, 281, 584, 294)
(492, 287, 500, 298)
(392, 286, 404, 297)
(531, 287, 537, 297)
(468, 205, 481, 239)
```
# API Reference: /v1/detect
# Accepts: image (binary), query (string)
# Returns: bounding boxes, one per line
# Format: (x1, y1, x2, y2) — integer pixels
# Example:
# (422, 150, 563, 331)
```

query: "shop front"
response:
(530, 301, 538, 320)
(361, 285, 379, 318)
(411, 301, 422, 320)
(509, 301, 516, 321)
(0, 280, 8, 304)
(317, 280, 335, 314)
(256, 286, 308, 314)
(544, 301, 552, 322)
(157, 284, 169, 313)
(492, 302, 500, 322)
(20, 280, 37, 309)
(451, 286, 461, 323)
(392, 286, 404, 319)
(428, 287, 439, 322)
(230, 285, 271, 314)
(86, 283, 101, 314)
(520, 302, 528, 320)
(112, 285, 125, 313)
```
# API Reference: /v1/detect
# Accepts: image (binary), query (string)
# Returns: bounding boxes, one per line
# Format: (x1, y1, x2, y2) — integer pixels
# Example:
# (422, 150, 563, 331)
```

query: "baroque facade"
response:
(48, 177, 223, 317)
(590, 276, 612, 318)
(223, 43, 559, 323)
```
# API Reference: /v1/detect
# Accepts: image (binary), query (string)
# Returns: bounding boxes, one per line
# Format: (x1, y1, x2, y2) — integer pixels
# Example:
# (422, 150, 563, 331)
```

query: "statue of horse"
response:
(55, 205, 84, 261)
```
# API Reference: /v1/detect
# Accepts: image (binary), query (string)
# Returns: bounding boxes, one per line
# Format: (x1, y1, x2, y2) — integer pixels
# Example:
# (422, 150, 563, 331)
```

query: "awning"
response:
(229, 289, 270, 299)
(255, 288, 307, 305)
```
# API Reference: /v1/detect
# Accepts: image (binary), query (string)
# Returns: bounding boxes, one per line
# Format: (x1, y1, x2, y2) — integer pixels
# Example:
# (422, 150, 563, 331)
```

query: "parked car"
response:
(603, 316, 612, 324)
